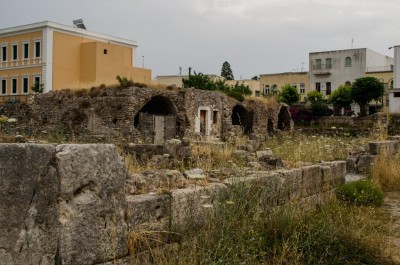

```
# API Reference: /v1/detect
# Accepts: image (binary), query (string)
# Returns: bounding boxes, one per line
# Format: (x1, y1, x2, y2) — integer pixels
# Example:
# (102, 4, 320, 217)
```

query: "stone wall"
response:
(0, 86, 292, 142)
(1, 143, 344, 265)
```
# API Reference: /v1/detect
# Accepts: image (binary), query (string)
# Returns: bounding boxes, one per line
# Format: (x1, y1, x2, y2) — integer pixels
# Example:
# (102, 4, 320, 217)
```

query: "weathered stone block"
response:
(346, 156, 358, 174)
(276, 169, 302, 204)
(330, 161, 346, 187)
(0, 144, 58, 265)
(301, 165, 322, 197)
(56, 144, 128, 265)
(126, 194, 169, 231)
(369, 141, 396, 156)
(355, 154, 376, 174)
(171, 183, 227, 227)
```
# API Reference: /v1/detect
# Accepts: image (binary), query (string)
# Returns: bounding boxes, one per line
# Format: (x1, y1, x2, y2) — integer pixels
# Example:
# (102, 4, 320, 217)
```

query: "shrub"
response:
(328, 84, 352, 116)
(116, 75, 134, 88)
(372, 152, 400, 191)
(336, 179, 384, 206)
(289, 104, 313, 125)
(307, 90, 324, 104)
(278, 84, 300, 105)
(31, 82, 45, 94)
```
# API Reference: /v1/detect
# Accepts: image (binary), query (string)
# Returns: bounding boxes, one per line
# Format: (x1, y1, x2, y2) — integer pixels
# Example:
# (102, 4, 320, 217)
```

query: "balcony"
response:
(312, 64, 332, 75)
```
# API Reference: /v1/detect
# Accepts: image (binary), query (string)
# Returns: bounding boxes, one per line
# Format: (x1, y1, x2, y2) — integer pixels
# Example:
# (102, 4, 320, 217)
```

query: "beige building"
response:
(0, 21, 151, 103)
(259, 72, 309, 101)
(365, 70, 393, 112)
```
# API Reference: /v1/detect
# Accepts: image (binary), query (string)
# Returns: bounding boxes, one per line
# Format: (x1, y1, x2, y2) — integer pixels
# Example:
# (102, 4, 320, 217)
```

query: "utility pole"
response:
(142, 56, 144, 68)
(188, 67, 192, 77)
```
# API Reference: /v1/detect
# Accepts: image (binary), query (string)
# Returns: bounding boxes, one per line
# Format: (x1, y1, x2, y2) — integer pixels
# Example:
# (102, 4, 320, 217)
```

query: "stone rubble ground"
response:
(382, 192, 400, 263)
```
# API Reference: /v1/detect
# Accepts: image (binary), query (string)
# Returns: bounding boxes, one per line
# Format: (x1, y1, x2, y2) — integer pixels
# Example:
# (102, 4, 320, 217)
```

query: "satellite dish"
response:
(73, 19, 86, 29)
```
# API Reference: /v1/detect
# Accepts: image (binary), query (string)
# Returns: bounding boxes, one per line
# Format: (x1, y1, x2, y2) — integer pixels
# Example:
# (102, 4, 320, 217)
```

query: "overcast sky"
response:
(2, 0, 399, 79)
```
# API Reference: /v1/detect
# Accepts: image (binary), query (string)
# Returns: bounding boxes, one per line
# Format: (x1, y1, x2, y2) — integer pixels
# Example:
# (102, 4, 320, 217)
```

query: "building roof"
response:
(0, 21, 138, 48)
(259, 71, 308, 77)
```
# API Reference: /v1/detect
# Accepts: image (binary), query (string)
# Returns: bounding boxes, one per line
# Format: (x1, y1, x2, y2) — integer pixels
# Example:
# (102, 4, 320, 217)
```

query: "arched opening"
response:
(232, 104, 253, 134)
(277, 105, 291, 131)
(134, 96, 177, 144)
(345, 57, 352, 67)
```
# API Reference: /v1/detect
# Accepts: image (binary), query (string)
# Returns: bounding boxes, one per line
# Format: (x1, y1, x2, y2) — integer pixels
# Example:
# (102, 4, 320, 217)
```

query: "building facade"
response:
(259, 72, 309, 102)
(389, 46, 400, 113)
(309, 48, 393, 97)
(0, 21, 151, 103)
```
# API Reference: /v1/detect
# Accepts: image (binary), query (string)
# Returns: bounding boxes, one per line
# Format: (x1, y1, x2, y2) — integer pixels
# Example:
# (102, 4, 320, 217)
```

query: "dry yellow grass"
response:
(372, 152, 400, 191)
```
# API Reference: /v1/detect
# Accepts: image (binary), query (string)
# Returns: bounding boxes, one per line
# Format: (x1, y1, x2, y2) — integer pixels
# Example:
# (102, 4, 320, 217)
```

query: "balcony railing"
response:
(312, 64, 332, 75)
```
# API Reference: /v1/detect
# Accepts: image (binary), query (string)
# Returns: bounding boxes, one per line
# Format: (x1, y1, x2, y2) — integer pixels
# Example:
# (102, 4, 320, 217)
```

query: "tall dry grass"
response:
(372, 152, 400, 191)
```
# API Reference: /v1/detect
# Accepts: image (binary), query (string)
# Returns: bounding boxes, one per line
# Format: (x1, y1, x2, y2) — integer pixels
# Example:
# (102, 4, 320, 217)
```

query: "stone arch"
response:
(232, 104, 253, 134)
(277, 105, 291, 131)
(134, 95, 178, 143)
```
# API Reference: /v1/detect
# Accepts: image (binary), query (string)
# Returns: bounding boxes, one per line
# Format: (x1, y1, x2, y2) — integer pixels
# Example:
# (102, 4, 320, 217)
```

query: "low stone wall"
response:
(0, 143, 347, 265)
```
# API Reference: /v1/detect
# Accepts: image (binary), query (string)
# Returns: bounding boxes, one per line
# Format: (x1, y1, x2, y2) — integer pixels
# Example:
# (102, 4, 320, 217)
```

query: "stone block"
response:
(171, 183, 227, 227)
(276, 169, 302, 204)
(369, 141, 396, 156)
(346, 156, 358, 174)
(301, 165, 322, 197)
(126, 194, 169, 231)
(0, 144, 58, 265)
(56, 144, 128, 265)
(355, 154, 376, 174)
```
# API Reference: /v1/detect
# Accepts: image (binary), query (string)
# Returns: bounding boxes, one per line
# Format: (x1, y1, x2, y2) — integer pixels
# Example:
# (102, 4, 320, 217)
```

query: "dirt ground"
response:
(383, 192, 400, 263)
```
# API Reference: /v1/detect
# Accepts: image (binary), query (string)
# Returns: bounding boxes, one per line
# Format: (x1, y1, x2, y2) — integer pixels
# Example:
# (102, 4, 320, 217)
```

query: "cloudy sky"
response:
(2, 0, 399, 79)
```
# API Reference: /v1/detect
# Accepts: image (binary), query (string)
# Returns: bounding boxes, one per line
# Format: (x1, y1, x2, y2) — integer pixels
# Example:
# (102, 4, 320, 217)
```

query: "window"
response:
(316, 59, 322, 70)
(345, 57, 352, 67)
(1, 79, 6, 95)
(34, 41, 41, 58)
(22, 77, 29, 94)
(12, 44, 18, 61)
(1, 46, 7, 62)
(23, 42, 29, 59)
(255, 91, 260, 97)
(394, 92, 400, 98)
(326, 58, 332, 69)
(213, 110, 218, 124)
(103, 49, 108, 55)
(264, 85, 270, 95)
(326, 82, 331, 95)
(272, 84, 278, 94)
(11, 78, 17, 94)
(390, 80, 394, 89)
(300, 83, 305, 94)
(316, 82, 321, 92)
(291, 83, 297, 89)
(34, 76, 40, 84)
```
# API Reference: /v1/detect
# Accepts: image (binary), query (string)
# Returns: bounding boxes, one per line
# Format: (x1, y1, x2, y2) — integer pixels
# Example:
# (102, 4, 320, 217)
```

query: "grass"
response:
(267, 131, 370, 166)
(372, 151, 400, 191)
(128, 182, 397, 265)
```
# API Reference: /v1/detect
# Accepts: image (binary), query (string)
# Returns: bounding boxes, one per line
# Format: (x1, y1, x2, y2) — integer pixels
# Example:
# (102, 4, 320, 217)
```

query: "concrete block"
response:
(355, 154, 376, 174)
(369, 141, 397, 156)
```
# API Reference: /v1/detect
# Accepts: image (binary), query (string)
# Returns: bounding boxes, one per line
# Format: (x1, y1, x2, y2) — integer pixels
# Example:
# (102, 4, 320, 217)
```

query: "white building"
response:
(309, 48, 393, 96)
(389, 46, 400, 113)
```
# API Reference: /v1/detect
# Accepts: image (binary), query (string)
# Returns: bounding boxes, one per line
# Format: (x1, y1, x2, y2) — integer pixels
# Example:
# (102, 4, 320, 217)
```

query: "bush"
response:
(289, 104, 313, 125)
(116, 75, 134, 88)
(336, 179, 384, 206)
(278, 84, 300, 105)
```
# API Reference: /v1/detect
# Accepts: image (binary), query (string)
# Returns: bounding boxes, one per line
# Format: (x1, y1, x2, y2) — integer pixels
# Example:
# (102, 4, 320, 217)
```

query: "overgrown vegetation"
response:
(278, 84, 300, 105)
(130, 182, 396, 265)
(182, 72, 251, 101)
(337, 179, 384, 206)
(372, 151, 400, 191)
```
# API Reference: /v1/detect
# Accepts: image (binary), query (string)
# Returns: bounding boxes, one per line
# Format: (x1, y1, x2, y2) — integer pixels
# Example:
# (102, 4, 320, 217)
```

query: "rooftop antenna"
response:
(73, 19, 86, 29)
(179, 67, 182, 75)
(301, 61, 305, 72)
(351, 38, 354, 49)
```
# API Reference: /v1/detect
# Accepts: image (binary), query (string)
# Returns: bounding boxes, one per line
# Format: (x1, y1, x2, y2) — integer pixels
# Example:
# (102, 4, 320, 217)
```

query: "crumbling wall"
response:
(1, 86, 292, 142)
(1, 143, 346, 265)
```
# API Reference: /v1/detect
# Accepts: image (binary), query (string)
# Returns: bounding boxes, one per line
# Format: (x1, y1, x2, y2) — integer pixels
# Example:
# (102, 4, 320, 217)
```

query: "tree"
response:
(306, 90, 332, 117)
(31, 81, 45, 94)
(351, 77, 384, 117)
(182, 72, 215, 91)
(221, 61, 234, 80)
(251, 75, 259, 80)
(328, 84, 353, 115)
(278, 84, 300, 105)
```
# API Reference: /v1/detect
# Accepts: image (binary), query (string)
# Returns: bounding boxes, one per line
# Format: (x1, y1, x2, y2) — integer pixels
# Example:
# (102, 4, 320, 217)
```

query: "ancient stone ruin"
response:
(0, 86, 293, 143)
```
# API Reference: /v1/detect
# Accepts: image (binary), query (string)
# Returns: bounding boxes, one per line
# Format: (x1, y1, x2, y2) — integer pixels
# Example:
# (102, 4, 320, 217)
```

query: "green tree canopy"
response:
(278, 84, 300, 105)
(307, 90, 324, 104)
(328, 84, 353, 115)
(182, 72, 215, 90)
(351, 77, 384, 116)
(221, 61, 234, 80)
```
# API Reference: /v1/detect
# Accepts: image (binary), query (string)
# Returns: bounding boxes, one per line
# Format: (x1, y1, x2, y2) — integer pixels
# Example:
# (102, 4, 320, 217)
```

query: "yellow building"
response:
(259, 72, 310, 102)
(365, 70, 393, 112)
(0, 21, 151, 103)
